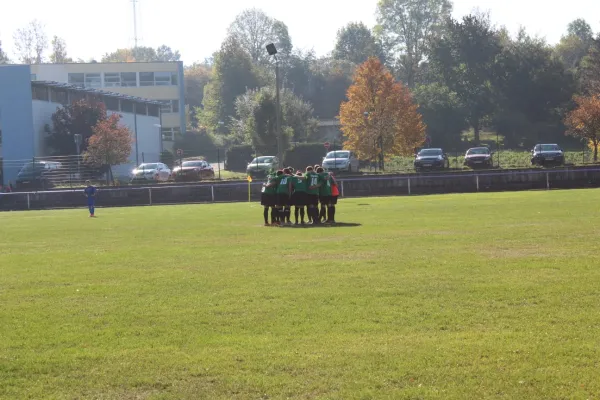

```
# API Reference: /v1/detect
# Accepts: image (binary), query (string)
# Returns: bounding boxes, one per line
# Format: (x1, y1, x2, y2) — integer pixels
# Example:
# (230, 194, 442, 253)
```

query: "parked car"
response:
(464, 147, 494, 169)
(531, 144, 564, 166)
(15, 161, 62, 190)
(246, 156, 278, 178)
(171, 160, 215, 181)
(130, 163, 171, 183)
(414, 148, 450, 171)
(322, 150, 360, 173)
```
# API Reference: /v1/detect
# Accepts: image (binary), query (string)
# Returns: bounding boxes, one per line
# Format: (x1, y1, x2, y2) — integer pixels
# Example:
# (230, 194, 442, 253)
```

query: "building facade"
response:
(1, 65, 162, 184)
(30, 62, 185, 150)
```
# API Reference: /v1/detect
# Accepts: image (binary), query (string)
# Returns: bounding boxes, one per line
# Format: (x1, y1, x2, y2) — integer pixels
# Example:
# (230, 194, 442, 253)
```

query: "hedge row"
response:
(224, 143, 344, 172)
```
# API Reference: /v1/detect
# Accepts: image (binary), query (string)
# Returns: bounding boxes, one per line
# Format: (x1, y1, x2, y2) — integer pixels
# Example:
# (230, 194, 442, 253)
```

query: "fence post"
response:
(407, 177, 411, 195)
(217, 149, 221, 180)
(148, 188, 152, 205)
(27, 193, 31, 210)
(546, 173, 550, 190)
(341, 180, 345, 197)
(476, 174, 480, 192)
(211, 185, 215, 202)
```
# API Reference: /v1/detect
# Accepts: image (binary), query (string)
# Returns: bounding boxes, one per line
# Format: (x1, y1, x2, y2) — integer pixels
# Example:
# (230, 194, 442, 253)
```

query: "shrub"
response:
(160, 150, 175, 168)
(173, 130, 219, 161)
(283, 142, 342, 170)
(225, 145, 255, 172)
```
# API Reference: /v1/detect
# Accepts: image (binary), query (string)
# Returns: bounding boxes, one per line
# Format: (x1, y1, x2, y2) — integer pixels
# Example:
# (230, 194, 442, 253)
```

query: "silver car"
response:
(131, 163, 171, 182)
(322, 151, 359, 172)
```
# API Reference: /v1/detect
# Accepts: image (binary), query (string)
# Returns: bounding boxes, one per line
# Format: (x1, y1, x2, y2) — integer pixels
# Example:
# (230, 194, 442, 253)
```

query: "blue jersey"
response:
(84, 186, 97, 202)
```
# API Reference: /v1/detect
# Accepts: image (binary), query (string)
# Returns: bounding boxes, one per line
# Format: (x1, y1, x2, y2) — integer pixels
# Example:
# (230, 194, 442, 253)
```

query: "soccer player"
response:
(261, 171, 278, 226)
(291, 171, 308, 224)
(274, 170, 292, 226)
(329, 172, 339, 223)
(305, 166, 321, 224)
(316, 167, 332, 223)
(83, 180, 97, 217)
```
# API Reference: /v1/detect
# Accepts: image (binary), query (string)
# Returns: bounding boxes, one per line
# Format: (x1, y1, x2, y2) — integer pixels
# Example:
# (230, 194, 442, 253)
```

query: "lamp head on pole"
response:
(266, 43, 278, 56)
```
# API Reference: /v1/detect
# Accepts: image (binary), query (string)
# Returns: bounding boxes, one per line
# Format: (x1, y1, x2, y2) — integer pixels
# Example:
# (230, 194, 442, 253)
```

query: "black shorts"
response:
(319, 195, 332, 204)
(261, 193, 275, 207)
(291, 191, 307, 206)
(306, 194, 319, 206)
(276, 193, 290, 207)
(330, 195, 338, 205)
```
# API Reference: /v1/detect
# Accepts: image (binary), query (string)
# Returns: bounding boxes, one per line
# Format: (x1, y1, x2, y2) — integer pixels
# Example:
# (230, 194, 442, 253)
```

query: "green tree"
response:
(227, 8, 292, 65)
(428, 14, 502, 144)
(233, 87, 317, 153)
(413, 83, 468, 148)
(333, 22, 383, 65)
(49, 36, 72, 63)
(376, 0, 452, 87)
(198, 37, 260, 133)
(101, 45, 180, 62)
(184, 62, 212, 128)
(45, 100, 108, 156)
(580, 35, 600, 95)
(13, 19, 47, 64)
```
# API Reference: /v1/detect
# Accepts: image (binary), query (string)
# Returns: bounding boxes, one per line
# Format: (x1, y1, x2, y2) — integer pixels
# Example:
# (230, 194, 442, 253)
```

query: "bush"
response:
(225, 145, 255, 172)
(160, 150, 175, 168)
(173, 130, 220, 161)
(283, 142, 342, 170)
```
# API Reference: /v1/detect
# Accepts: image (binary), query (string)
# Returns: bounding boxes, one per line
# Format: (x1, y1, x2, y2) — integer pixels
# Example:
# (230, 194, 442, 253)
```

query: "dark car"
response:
(171, 160, 215, 181)
(464, 147, 493, 169)
(531, 144, 564, 166)
(414, 148, 450, 171)
(15, 161, 62, 190)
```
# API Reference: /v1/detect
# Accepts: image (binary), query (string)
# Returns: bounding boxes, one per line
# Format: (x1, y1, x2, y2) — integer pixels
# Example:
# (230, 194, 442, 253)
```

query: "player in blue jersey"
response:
(83, 181, 97, 217)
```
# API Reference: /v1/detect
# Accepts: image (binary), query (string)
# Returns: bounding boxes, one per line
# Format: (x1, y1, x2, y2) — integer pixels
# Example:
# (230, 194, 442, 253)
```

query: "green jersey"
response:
(305, 172, 320, 195)
(275, 175, 292, 195)
(262, 174, 277, 194)
(318, 172, 333, 196)
(292, 175, 308, 192)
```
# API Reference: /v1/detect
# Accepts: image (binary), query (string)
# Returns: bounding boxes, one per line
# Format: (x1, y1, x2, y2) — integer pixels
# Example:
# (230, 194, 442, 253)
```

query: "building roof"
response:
(31, 80, 163, 106)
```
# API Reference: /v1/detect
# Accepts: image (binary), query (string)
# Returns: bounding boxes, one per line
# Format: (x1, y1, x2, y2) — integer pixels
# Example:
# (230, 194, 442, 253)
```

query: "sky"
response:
(1, 0, 599, 65)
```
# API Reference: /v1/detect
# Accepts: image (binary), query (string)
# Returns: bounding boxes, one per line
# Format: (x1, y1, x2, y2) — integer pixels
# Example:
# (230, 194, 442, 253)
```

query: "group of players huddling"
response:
(261, 165, 339, 226)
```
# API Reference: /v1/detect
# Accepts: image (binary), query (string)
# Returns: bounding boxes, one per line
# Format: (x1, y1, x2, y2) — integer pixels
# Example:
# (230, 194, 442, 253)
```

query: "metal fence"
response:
(2, 167, 600, 211)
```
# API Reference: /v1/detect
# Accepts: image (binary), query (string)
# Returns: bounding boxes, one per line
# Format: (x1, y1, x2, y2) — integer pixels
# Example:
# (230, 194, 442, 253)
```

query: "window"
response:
(104, 97, 120, 112)
(139, 72, 154, 86)
(70, 91, 86, 104)
(32, 86, 49, 101)
(135, 102, 147, 115)
(85, 73, 101, 88)
(121, 72, 137, 87)
(148, 104, 159, 117)
(104, 73, 121, 87)
(161, 128, 174, 142)
(172, 99, 179, 112)
(31, 74, 37, 81)
(159, 99, 179, 113)
(50, 89, 68, 105)
(172, 127, 181, 135)
(154, 71, 173, 86)
(121, 100, 134, 113)
(68, 73, 85, 87)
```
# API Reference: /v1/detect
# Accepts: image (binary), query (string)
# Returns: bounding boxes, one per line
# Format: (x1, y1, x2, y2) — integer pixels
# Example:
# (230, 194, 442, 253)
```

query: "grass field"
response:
(2, 191, 600, 399)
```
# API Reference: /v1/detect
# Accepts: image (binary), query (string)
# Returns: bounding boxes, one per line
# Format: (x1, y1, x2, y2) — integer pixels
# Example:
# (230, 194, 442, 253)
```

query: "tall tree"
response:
(49, 36, 72, 63)
(428, 14, 502, 144)
(565, 95, 600, 161)
(580, 35, 600, 95)
(45, 100, 108, 156)
(13, 20, 48, 64)
(333, 22, 383, 65)
(198, 37, 260, 133)
(376, 0, 452, 87)
(555, 19, 594, 72)
(101, 45, 180, 62)
(0, 40, 9, 64)
(227, 8, 292, 64)
(339, 58, 426, 160)
(184, 62, 212, 128)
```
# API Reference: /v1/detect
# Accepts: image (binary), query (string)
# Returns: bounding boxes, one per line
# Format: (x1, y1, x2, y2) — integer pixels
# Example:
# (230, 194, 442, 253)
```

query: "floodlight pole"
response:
(275, 55, 283, 169)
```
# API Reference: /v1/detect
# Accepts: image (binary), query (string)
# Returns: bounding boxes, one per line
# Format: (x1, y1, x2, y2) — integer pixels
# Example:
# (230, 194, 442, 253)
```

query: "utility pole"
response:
(266, 43, 283, 169)
(132, 0, 139, 49)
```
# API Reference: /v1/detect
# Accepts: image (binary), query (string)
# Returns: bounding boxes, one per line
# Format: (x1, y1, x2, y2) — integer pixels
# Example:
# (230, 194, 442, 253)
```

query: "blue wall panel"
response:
(0, 65, 35, 185)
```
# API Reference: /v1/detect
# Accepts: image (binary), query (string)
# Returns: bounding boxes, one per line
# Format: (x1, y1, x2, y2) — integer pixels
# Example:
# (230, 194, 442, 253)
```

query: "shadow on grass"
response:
(274, 222, 362, 228)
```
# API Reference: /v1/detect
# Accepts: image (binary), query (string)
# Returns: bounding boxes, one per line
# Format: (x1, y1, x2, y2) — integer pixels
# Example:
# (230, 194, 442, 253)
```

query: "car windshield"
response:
(325, 151, 349, 159)
(539, 144, 561, 151)
(467, 148, 489, 155)
(138, 163, 159, 169)
(182, 161, 204, 167)
(419, 149, 442, 156)
(251, 157, 273, 164)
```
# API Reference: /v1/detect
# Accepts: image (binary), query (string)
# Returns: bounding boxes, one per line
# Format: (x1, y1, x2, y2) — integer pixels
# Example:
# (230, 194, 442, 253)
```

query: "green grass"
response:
(2, 191, 600, 399)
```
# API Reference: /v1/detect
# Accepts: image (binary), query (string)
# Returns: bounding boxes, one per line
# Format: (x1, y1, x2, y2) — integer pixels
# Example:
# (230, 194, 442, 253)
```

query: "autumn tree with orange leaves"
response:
(339, 57, 426, 165)
(565, 95, 600, 161)
(84, 114, 133, 183)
